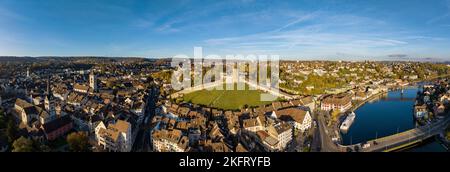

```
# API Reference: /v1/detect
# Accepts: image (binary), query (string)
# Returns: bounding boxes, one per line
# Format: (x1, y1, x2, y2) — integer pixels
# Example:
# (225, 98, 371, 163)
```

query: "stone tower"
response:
(44, 76, 54, 116)
(46, 76, 51, 95)
(89, 72, 97, 92)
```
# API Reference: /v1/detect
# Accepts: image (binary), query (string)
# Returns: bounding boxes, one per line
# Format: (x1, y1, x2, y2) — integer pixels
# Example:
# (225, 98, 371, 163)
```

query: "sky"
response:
(1, 0, 450, 61)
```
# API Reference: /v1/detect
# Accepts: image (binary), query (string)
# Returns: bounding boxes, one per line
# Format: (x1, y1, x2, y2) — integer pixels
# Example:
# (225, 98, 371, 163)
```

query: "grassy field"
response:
(182, 83, 274, 110)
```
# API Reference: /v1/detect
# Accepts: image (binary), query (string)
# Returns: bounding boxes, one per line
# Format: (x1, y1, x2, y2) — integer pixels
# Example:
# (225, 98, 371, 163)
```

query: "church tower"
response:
(44, 76, 55, 117)
(46, 76, 50, 95)
(44, 95, 52, 111)
(89, 72, 97, 92)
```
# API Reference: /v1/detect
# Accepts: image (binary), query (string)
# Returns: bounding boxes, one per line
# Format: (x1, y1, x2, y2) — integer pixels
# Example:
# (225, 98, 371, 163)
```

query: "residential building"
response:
(15, 98, 55, 126)
(96, 120, 133, 152)
(74, 84, 90, 94)
(414, 104, 428, 118)
(42, 115, 73, 141)
(242, 117, 264, 133)
(151, 129, 189, 152)
(353, 91, 369, 100)
(321, 94, 352, 112)
(272, 107, 312, 132)
(256, 122, 292, 151)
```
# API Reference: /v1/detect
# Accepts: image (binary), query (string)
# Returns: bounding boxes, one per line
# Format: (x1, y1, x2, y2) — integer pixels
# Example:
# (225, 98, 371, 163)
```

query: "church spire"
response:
(46, 75, 51, 98)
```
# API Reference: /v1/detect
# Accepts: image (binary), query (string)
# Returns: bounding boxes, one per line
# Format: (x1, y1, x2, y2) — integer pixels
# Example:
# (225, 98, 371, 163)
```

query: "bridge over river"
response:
(335, 116, 450, 152)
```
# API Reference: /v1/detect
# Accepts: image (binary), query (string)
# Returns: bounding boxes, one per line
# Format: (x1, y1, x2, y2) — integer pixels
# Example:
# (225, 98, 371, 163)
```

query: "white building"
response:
(131, 101, 146, 124)
(321, 94, 352, 112)
(242, 117, 264, 133)
(273, 122, 293, 150)
(15, 98, 54, 125)
(256, 122, 293, 151)
(272, 107, 312, 132)
(95, 120, 133, 152)
(151, 129, 189, 152)
(414, 105, 428, 118)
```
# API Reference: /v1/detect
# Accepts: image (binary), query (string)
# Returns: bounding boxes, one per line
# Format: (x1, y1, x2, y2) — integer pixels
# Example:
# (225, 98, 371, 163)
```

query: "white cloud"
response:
(275, 12, 320, 32)
(202, 12, 411, 58)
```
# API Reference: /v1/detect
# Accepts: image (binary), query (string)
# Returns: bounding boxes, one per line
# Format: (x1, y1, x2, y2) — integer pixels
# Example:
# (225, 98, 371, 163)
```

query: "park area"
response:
(182, 83, 275, 110)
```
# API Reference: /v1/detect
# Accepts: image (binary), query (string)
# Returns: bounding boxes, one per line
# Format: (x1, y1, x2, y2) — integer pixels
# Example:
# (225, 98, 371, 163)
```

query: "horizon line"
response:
(0, 55, 449, 63)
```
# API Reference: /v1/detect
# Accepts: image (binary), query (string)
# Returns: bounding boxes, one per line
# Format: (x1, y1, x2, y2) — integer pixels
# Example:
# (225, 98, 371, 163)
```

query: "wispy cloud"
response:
(0, 6, 29, 22)
(202, 12, 409, 58)
(154, 19, 182, 33)
(135, 2, 314, 33)
(2, 0, 450, 59)
(274, 12, 320, 32)
(427, 0, 450, 24)
(133, 18, 153, 28)
(427, 14, 450, 24)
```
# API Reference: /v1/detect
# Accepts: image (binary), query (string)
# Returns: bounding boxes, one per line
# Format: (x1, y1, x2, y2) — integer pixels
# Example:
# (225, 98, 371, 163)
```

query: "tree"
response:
(33, 140, 52, 152)
(428, 112, 434, 120)
(446, 125, 450, 141)
(331, 109, 341, 122)
(38, 144, 52, 152)
(12, 136, 34, 152)
(175, 98, 183, 104)
(446, 130, 450, 141)
(0, 113, 6, 129)
(6, 119, 18, 143)
(67, 132, 90, 152)
(302, 146, 311, 152)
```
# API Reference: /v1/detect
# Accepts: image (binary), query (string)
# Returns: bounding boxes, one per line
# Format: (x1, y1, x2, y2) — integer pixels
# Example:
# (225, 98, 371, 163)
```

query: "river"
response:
(340, 87, 447, 152)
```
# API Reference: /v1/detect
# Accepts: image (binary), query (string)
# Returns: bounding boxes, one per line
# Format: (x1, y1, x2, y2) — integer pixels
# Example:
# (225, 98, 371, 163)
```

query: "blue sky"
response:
(1, 0, 450, 61)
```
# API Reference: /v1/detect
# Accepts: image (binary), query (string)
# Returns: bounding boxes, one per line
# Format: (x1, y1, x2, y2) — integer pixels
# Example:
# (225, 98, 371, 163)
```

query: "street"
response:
(132, 87, 158, 152)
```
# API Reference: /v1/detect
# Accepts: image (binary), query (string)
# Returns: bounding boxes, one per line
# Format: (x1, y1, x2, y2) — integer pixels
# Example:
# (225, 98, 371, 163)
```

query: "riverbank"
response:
(349, 91, 386, 112)
(340, 88, 417, 145)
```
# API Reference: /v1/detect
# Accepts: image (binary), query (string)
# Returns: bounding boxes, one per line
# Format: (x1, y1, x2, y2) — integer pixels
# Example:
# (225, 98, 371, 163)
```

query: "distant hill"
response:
(0, 56, 156, 63)
(0, 56, 41, 62)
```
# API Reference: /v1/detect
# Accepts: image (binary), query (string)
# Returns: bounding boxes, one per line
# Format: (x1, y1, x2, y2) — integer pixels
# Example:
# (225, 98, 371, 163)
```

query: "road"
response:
(310, 121, 321, 152)
(132, 87, 158, 152)
(315, 112, 344, 152)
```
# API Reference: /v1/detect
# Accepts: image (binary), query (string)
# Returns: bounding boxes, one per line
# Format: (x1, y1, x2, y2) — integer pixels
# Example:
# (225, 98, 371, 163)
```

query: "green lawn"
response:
(182, 83, 274, 110)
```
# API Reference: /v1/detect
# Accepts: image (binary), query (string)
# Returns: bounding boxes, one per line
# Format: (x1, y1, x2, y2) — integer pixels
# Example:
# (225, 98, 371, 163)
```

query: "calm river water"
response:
(341, 88, 447, 152)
